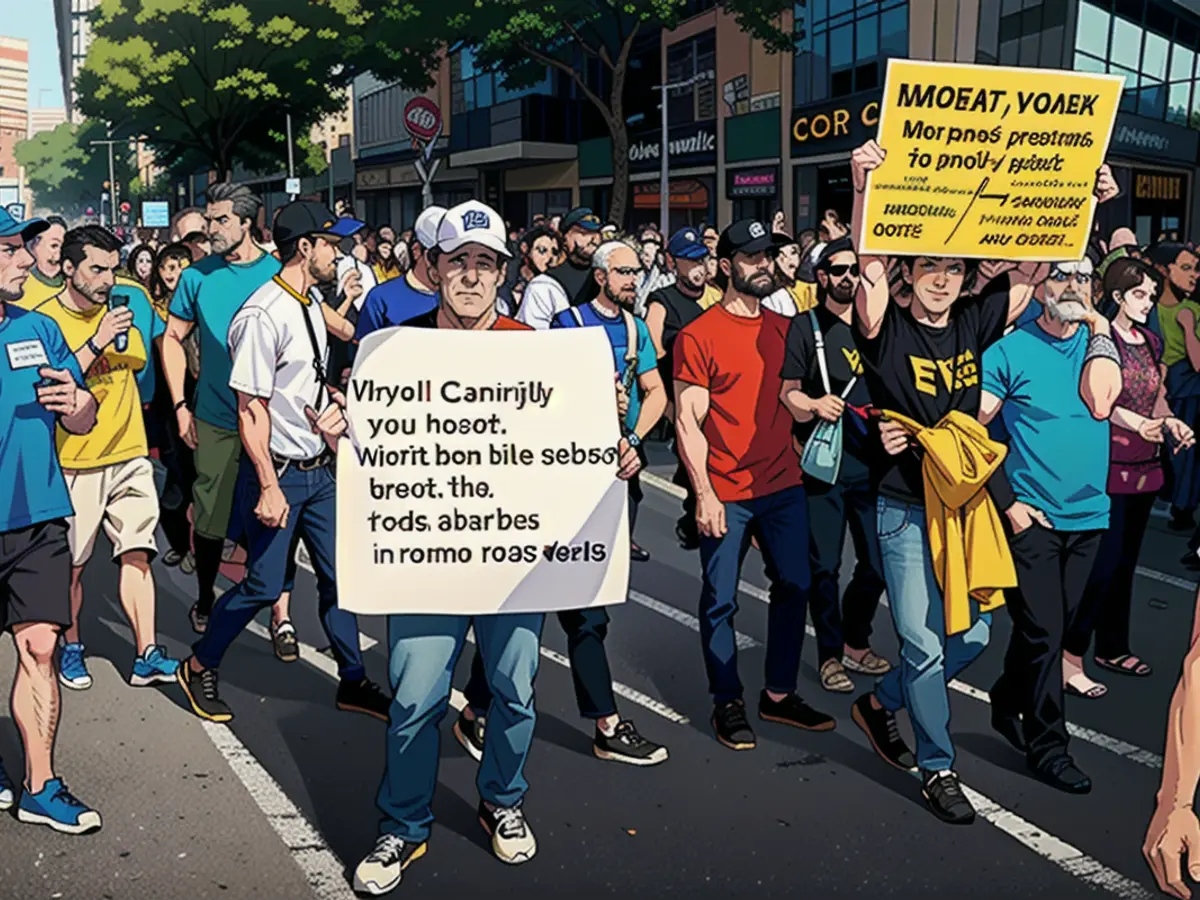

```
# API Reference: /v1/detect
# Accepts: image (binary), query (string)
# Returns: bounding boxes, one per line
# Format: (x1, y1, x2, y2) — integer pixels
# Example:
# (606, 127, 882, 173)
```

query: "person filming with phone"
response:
(35, 225, 181, 695)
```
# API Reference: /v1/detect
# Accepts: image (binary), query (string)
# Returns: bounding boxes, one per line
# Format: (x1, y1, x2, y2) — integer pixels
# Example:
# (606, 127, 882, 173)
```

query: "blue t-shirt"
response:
(111, 278, 164, 405)
(169, 252, 280, 431)
(355, 276, 439, 341)
(550, 302, 657, 433)
(0, 307, 86, 532)
(982, 321, 1110, 531)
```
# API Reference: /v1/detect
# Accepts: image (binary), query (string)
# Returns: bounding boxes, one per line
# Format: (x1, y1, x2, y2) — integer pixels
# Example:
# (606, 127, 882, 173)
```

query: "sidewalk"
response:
(0, 645, 321, 900)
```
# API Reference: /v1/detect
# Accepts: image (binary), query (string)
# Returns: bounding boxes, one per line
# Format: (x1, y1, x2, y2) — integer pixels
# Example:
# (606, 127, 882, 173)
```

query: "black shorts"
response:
(0, 519, 72, 632)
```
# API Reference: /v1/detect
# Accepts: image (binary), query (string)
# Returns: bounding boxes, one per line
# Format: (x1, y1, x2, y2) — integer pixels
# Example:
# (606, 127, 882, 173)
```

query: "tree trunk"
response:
(609, 122, 630, 228)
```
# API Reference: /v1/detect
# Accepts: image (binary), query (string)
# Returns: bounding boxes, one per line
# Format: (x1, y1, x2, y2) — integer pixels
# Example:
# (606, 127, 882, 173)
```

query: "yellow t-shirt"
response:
(700, 283, 723, 310)
(37, 294, 149, 469)
(14, 268, 64, 311)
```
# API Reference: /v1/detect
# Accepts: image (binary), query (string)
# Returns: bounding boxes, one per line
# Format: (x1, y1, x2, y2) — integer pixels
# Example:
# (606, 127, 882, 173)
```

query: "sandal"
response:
(820, 659, 854, 693)
(842, 649, 892, 676)
(1093, 654, 1152, 677)
(1065, 673, 1107, 699)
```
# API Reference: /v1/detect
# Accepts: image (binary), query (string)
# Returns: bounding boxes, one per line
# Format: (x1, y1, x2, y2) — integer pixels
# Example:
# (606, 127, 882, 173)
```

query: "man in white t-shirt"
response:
(176, 200, 390, 726)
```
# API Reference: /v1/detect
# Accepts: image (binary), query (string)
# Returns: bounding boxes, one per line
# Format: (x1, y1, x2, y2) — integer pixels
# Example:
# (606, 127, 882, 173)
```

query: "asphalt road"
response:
(0, 448, 1195, 900)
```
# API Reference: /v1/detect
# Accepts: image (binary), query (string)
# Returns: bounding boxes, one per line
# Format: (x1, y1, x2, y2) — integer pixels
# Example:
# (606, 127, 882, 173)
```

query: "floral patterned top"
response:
(1109, 325, 1164, 495)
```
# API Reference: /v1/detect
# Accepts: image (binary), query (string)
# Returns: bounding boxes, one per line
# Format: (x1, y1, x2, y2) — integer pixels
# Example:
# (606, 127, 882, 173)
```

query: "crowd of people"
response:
(2, 135, 1200, 898)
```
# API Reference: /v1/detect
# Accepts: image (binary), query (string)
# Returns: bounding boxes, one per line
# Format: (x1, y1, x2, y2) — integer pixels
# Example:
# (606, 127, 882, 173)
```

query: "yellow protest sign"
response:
(859, 59, 1123, 261)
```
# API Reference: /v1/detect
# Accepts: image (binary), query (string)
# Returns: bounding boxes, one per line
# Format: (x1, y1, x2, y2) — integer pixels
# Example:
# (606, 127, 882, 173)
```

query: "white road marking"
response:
(645, 471, 1169, 770)
(627, 583, 1158, 898)
(201, 723, 356, 900)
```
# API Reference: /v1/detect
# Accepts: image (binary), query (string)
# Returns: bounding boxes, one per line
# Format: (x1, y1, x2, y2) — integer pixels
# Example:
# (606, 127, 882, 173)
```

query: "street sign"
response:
(5, 203, 24, 221)
(286, 177, 301, 196)
(142, 201, 170, 228)
(403, 97, 442, 144)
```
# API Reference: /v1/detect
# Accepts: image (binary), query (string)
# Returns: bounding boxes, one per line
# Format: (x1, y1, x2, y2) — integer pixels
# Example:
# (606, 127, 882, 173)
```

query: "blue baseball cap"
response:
(560, 207, 603, 233)
(666, 227, 709, 261)
(0, 206, 48, 241)
(330, 216, 367, 238)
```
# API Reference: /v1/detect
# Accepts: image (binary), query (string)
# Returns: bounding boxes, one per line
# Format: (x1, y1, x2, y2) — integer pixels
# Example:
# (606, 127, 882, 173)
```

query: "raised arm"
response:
(850, 141, 891, 340)
(1144, 590, 1200, 899)
(1078, 311, 1123, 420)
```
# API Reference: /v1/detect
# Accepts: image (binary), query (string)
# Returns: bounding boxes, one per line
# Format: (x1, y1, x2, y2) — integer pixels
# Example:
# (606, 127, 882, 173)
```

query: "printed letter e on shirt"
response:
(908, 351, 979, 396)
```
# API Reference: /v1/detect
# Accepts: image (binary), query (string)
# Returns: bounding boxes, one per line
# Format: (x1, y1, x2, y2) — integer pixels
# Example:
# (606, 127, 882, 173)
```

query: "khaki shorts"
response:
(64, 457, 160, 567)
(193, 419, 242, 541)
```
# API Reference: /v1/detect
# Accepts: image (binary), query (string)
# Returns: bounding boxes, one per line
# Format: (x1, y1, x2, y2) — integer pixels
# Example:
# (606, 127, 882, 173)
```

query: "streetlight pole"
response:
(286, 113, 296, 200)
(653, 71, 713, 237)
(90, 130, 122, 228)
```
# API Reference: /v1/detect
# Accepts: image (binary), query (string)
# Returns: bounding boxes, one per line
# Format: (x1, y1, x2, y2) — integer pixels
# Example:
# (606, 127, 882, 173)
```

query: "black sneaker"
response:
(712, 700, 756, 750)
(176, 660, 232, 722)
(630, 542, 650, 563)
(921, 770, 976, 825)
(453, 710, 486, 762)
(1029, 754, 1092, 794)
(1170, 509, 1195, 532)
(270, 621, 299, 663)
(189, 603, 208, 635)
(851, 692, 916, 771)
(758, 690, 836, 732)
(337, 678, 391, 722)
(593, 720, 668, 766)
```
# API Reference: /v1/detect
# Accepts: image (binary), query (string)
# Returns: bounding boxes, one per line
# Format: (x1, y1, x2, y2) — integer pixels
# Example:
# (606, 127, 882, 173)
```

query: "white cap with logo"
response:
(436, 200, 512, 258)
(414, 205, 447, 250)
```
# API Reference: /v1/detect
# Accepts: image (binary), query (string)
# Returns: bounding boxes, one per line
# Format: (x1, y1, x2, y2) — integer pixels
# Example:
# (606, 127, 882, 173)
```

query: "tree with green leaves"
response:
(75, 0, 369, 180)
(15, 120, 136, 217)
(360, 0, 792, 224)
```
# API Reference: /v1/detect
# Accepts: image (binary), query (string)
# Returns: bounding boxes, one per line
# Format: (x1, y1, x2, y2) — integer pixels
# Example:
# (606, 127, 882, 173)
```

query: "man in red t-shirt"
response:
(674, 219, 835, 752)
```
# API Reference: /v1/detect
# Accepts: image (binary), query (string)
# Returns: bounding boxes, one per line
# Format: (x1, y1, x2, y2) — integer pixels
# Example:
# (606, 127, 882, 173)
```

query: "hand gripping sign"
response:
(859, 60, 1123, 261)
(336, 326, 630, 616)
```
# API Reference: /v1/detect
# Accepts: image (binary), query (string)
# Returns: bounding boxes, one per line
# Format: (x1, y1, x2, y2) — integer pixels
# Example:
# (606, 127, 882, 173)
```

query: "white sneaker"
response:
(352, 834, 426, 895)
(478, 802, 537, 864)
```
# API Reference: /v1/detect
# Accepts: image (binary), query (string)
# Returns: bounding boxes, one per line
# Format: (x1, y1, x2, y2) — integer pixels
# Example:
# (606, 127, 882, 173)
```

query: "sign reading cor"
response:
(790, 90, 882, 155)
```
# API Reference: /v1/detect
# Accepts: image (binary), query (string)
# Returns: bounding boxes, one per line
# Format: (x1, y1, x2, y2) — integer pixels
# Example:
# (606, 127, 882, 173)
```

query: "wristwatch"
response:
(626, 432, 642, 448)
(174, 399, 188, 412)
(86, 337, 102, 357)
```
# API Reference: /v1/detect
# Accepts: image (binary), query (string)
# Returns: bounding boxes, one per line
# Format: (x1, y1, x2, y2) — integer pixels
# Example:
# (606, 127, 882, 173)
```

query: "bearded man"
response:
(977, 256, 1123, 795)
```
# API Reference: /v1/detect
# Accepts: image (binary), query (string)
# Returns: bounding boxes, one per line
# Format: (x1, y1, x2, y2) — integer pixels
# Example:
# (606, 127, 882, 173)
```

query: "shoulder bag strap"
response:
(808, 309, 832, 395)
(297, 294, 327, 411)
(570, 306, 585, 328)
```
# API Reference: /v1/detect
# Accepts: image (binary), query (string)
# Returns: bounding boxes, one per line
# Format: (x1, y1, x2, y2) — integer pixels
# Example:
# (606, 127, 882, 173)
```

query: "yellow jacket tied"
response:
(880, 409, 1017, 635)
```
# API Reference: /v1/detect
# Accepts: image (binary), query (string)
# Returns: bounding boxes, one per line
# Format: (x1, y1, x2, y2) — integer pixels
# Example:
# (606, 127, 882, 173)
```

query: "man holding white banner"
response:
(352, 200, 642, 896)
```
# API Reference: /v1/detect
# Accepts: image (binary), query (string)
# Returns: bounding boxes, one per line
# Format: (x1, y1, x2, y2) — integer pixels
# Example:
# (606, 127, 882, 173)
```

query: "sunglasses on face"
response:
(612, 266, 642, 277)
(826, 263, 860, 277)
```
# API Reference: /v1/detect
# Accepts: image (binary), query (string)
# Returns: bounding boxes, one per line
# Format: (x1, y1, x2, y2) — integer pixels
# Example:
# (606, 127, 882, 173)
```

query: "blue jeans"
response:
(698, 484, 811, 705)
(873, 496, 991, 773)
(376, 612, 545, 843)
(192, 458, 364, 681)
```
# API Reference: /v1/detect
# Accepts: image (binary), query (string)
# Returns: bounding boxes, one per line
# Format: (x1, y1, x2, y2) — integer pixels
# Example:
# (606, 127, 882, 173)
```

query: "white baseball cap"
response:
(414, 205, 447, 250)
(436, 200, 512, 258)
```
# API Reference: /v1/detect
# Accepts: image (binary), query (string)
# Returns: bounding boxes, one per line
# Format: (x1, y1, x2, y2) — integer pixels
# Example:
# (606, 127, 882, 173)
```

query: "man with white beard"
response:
(977, 257, 1123, 794)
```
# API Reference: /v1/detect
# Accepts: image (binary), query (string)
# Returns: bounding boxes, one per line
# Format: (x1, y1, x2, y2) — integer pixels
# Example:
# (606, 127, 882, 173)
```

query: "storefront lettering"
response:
(792, 101, 879, 143)
(1114, 125, 1171, 154)
(628, 130, 717, 163)
(1135, 173, 1182, 201)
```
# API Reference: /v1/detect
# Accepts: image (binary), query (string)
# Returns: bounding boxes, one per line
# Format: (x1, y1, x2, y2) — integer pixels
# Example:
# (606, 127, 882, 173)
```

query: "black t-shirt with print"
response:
(647, 283, 706, 397)
(781, 305, 873, 462)
(857, 275, 1012, 505)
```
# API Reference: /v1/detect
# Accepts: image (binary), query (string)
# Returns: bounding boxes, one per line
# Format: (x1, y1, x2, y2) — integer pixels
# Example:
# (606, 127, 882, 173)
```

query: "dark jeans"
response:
(1066, 492, 1155, 661)
(1170, 394, 1200, 514)
(192, 457, 365, 681)
(698, 484, 811, 705)
(992, 525, 1102, 767)
(159, 424, 197, 558)
(465, 606, 617, 719)
(806, 461, 885, 663)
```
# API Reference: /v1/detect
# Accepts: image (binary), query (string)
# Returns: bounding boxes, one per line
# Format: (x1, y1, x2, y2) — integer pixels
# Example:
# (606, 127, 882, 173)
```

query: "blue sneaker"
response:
(0, 759, 13, 811)
(58, 643, 92, 691)
(18, 778, 101, 834)
(130, 645, 180, 687)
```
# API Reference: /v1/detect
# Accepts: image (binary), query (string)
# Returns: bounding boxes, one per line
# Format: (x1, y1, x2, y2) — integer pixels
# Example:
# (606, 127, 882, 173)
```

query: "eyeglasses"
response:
(1050, 270, 1091, 285)
(612, 266, 642, 277)
(826, 264, 860, 277)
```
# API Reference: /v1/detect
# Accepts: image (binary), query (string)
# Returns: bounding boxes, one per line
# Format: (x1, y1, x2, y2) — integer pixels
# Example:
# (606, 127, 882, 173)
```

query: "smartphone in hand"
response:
(109, 292, 131, 352)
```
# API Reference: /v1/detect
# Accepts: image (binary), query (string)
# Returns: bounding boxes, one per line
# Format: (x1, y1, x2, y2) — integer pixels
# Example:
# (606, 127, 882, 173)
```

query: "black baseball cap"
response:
(559, 207, 603, 234)
(273, 200, 362, 245)
(717, 218, 791, 260)
(814, 236, 855, 269)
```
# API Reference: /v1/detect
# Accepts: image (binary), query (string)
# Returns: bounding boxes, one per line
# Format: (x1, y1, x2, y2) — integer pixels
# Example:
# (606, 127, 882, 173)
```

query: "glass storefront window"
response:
(1169, 81, 1192, 124)
(1144, 31, 1170, 81)
(1111, 18, 1141, 70)
(1076, 2, 1111, 57)
(794, 0, 906, 103)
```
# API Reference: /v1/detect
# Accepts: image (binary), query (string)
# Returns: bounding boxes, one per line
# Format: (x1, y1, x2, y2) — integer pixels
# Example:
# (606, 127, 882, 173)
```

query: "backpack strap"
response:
(570, 306, 585, 328)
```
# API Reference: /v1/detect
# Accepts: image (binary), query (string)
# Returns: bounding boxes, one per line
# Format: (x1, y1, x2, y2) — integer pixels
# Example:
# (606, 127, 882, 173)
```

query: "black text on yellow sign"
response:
(859, 60, 1122, 261)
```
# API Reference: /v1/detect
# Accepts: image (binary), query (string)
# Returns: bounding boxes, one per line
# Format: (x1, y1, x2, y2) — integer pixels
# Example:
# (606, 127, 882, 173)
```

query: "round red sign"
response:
(403, 97, 442, 143)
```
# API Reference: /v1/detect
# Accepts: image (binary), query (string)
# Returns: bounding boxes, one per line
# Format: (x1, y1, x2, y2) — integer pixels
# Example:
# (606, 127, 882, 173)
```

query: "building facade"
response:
(29, 106, 66, 137)
(0, 36, 29, 209)
(54, 0, 97, 123)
